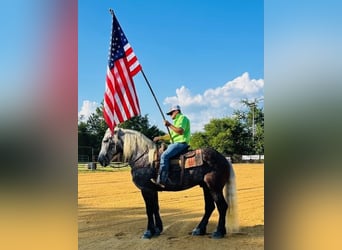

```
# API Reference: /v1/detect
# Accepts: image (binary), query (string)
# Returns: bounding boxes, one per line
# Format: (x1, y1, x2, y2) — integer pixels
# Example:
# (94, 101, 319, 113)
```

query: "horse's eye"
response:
(103, 139, 108, 143)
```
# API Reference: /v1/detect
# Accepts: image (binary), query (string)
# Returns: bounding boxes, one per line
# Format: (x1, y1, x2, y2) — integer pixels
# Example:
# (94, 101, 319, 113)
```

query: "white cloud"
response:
(78, 100, 99, 122)
(164, 72, 264, 132)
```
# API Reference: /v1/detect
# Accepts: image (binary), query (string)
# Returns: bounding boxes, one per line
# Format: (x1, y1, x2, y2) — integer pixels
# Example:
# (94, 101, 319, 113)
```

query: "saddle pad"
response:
(169, 149, 203, 169)
(184, 149, 203, 168)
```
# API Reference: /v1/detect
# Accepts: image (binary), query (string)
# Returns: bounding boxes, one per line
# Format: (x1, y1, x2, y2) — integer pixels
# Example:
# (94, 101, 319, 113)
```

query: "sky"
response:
(78, 0, 264, 132)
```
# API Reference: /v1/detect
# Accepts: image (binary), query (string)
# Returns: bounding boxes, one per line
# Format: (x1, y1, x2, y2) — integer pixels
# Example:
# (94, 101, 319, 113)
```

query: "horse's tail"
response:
(223, 162, 239, 233)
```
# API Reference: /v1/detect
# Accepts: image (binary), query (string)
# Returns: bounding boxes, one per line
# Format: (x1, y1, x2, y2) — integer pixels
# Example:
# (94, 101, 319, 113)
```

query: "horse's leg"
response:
(141, 189, 162, 239)
(152, 190, 163, 235)
(211, 190, 228, 239)
(192, 185, 215, 236)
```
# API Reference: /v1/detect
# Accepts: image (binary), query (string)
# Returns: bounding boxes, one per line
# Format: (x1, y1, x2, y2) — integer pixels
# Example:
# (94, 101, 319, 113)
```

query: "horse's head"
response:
(98, 128, 124, 166)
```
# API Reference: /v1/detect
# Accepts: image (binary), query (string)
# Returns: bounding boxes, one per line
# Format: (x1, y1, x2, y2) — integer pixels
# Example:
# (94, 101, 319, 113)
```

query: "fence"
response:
(241, 155, 264, 163)
(78, 155, 89, 163)
(78, 154, 263, 165)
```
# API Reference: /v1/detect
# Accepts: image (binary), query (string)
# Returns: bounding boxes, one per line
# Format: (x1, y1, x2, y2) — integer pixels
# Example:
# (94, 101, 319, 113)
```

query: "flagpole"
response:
(140, 69, 173, 143)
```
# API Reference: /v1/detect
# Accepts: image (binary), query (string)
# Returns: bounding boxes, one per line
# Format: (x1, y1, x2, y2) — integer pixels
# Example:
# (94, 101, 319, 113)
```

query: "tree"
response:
(78, 121, 97, 161)
(78, 102, 165, 159)
(203, 117, 249, 155)
(190, 131, 208, 149)
(240, 98, 264, 154)
(189, 101, 264, 157)
(87, 106, 107, 136)
(78, 99, 264, 162)
(119, 114, 165, 140)
(190, 117, 249, 155)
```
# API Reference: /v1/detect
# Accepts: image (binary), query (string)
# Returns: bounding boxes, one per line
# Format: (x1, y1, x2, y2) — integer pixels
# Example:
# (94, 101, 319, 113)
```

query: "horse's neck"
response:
(128, 147, 155, 168)
(124, 147, 143, 164)
(122, 131, 156, 167)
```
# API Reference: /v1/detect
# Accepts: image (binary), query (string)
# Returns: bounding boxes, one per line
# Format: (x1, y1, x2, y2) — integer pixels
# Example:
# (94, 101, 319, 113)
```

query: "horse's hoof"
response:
(141, 230, 153, 239)
(154, 227, 161, 236)
(192, 227, 206, 236)
(211, 230, 225, 239)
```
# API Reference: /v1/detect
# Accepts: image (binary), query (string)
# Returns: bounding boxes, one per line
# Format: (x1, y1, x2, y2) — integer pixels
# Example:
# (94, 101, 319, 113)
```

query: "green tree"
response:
(204, 117, 249, 155)
(190, 117, 249, 155)
(189, 131, 208, 149)
(78, 102, 165, 159)
(78, 99, 264, 162)
(253, 106, 264, 154)
(119, 114, 165, 140)
(87, 106, 107, 137)
(78, 121, 98, 161)
(189, 101, 264, 157)
(240, 99, 264, 154)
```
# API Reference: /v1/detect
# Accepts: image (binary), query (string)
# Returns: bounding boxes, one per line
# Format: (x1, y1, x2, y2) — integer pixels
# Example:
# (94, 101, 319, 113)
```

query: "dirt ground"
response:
(78, 164, 264, 250)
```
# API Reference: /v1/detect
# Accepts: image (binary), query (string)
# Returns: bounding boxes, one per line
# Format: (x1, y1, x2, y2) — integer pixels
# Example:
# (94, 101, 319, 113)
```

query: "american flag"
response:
(103, 11, 142, 132)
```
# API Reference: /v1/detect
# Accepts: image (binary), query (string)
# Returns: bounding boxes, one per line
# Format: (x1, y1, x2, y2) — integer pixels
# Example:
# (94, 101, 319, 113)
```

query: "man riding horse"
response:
(151, 104, 190, 188)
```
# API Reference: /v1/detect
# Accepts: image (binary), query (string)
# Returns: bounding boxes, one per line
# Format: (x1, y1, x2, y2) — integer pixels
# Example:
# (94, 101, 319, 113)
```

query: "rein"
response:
(130, 148, 149, 166)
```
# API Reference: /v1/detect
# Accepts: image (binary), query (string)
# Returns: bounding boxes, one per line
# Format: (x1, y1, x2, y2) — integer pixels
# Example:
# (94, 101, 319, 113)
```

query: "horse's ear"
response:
(113, 127, 124, 137)
(117, 128, 125, 137)
(105, 128, 113, 138)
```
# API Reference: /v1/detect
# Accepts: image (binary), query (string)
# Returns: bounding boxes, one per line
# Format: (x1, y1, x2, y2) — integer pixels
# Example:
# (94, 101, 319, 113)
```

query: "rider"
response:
(151, 104, 191, 188)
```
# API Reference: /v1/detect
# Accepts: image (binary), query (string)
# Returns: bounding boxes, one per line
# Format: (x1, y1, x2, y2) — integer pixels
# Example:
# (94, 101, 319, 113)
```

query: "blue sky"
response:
(78, 0, 264, 132)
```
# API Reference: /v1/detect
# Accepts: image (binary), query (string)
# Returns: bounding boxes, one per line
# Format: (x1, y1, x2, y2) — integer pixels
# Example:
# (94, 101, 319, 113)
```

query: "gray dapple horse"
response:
(98, 128, 239, 239)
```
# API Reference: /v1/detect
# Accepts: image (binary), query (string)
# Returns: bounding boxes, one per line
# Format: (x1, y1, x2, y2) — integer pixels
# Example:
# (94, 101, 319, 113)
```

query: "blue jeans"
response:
(160, 143, 188, 178)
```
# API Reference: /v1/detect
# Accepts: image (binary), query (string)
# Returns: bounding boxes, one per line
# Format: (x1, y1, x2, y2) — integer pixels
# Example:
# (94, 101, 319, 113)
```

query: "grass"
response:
(78, 162, 131, 173)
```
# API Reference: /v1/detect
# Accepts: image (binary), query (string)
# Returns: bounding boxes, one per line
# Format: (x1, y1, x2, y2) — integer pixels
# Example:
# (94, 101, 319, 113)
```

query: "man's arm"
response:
(164, 120, 184, 135)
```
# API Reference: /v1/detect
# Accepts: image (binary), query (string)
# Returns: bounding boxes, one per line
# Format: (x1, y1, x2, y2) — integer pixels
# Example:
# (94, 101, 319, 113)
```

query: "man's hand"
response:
(153, 136, 160, 142)
(164, 120, 171, 127)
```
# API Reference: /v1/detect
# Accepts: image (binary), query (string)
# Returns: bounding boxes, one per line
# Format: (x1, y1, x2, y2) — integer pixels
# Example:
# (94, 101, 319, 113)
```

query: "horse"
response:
(98, 127, 239, 239)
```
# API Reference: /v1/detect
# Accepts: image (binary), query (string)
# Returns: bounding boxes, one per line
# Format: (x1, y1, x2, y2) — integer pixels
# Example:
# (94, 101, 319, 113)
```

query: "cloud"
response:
(164, 72, 264, 131)
(78, 100, 99, 122)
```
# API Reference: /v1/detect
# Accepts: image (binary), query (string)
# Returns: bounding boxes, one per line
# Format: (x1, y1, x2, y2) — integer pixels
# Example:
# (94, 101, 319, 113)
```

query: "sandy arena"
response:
(78, 164, 264, 249)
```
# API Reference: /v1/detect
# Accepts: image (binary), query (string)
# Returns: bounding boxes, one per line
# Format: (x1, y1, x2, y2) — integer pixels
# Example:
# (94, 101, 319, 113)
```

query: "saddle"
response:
(170, 149, 203, 169)
(153, 144, 203, 185)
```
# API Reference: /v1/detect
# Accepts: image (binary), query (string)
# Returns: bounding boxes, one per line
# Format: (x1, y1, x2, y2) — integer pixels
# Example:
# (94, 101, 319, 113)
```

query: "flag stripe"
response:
(118, 58, 140, 114)
(112, 64, 131, 120)
(124, 44, 141, 76)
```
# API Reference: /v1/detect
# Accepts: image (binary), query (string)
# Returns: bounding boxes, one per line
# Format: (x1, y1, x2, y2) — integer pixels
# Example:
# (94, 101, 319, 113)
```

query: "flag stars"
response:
(107, 17, 133, 68)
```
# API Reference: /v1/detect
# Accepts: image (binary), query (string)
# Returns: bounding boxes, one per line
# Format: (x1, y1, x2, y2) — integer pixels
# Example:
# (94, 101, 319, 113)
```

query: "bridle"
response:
(130, 147, 149, 165)
(106, 135, 122, 162)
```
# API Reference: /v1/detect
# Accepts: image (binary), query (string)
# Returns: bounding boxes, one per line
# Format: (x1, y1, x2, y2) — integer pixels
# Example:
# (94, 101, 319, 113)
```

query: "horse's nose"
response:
(98, 154, 106, 166)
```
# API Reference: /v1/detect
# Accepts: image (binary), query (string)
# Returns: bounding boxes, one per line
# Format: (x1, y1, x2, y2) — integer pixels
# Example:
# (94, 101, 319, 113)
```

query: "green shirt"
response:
(171, 113, 191, 144)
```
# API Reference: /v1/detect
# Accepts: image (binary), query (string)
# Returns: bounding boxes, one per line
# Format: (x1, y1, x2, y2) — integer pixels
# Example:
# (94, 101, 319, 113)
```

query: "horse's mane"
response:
(119, 128, 156, 163)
